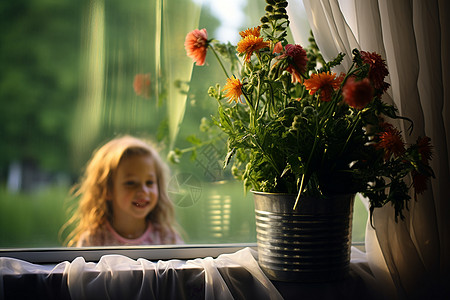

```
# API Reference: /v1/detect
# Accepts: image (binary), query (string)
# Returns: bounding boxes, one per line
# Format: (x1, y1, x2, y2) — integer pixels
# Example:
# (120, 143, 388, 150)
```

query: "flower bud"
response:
(265, 5, 274, 12)
(260, 16, 269, 23)
(270, 14, 287, 20)
(208, 86, 216, 97)
(291, 115, 301, 130)
(167, 150, 180, 164)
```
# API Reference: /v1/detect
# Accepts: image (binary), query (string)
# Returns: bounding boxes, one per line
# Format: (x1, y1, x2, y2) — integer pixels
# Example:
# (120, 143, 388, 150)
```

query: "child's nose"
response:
(138, 184, 150, 194)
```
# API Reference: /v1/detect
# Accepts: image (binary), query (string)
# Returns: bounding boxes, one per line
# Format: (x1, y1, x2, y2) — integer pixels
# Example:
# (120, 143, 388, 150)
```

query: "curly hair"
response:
(62, 135, 179, 246)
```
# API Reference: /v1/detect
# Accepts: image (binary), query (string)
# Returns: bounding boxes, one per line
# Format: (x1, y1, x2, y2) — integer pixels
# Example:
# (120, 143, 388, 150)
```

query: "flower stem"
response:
(294, 114, 320, 209)
(340, 110, 362, 156)
(210, 45, 230, 78)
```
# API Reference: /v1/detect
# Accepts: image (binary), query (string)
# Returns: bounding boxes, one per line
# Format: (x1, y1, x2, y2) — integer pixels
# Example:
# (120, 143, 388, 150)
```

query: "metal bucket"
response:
(253, 191, 355, 282)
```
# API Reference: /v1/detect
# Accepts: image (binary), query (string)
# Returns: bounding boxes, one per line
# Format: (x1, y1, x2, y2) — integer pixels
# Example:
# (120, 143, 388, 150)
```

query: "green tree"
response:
(0, 0, 82, 175)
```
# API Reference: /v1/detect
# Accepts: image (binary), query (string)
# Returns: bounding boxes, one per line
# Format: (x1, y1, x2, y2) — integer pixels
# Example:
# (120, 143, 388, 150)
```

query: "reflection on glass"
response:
(71, 0, 105, 160)
(208, 194, 231, 239)
(0, 0, 370, 249)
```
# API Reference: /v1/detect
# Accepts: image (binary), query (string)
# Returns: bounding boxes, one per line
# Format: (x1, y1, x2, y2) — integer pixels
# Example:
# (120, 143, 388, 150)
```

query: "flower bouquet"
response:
(182, 0, 434, 221)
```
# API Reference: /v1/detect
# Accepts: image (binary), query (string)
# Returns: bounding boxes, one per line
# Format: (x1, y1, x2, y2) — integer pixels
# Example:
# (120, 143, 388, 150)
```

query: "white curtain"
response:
(0, 248, 283, 300)
(288, 0, 449, 298)
(0, 247, 383, 299)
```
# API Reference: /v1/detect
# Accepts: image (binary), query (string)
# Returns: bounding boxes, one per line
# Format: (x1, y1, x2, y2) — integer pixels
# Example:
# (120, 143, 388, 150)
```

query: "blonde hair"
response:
(62, 135, 179, 246)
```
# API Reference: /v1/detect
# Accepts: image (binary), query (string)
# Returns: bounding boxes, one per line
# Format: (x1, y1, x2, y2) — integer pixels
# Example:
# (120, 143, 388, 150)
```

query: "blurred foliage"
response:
(0, 0, 367, 247)
(0, 0, 82, 174)
(0, 0, 250, 247)
(0, 185, 68, 247)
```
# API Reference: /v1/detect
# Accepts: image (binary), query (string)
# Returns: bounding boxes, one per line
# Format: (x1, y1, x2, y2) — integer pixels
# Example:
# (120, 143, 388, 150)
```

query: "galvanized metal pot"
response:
(253, 191, 355, 282)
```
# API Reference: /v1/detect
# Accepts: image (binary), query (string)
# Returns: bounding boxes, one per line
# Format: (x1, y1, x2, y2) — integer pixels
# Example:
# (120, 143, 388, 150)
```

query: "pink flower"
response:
(133, 73, 151, 98)
(185, 29, 209, 66)
(283, 44, 308, 83)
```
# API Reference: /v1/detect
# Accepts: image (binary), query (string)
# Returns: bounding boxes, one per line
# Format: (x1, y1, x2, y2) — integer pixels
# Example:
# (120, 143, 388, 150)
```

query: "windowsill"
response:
(1, 244, 375, 300)
(0, 242, 365, 264)
(0, 243, 258, 264)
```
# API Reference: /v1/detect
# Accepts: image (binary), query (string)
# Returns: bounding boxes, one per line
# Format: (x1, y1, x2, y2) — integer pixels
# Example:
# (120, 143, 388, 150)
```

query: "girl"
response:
(63, 135, 183, 246)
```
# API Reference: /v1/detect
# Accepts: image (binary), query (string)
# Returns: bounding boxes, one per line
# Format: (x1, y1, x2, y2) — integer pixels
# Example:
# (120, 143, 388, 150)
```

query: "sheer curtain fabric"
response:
(289, 0, 449, 299)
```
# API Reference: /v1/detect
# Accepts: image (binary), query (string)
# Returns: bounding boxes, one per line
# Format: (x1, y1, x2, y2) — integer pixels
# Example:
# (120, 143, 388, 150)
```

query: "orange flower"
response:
(223, 76, 244, 104)
(273, 41, 283, 54)
(342, 77, 374, 109)
(286, 65, 302, 83)
(185, 29, 209, 66)
(237, 35, 269, 62)
(376, 125, 405, 160)
(239, 26, 260, 38)
(133, 73, 151, 98)
(303, 72, 344, 102)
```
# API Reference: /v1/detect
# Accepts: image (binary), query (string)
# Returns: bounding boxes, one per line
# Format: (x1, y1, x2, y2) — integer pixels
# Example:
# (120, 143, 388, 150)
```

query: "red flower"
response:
(342, 77, 374, 109)
(185, 29, 209, 66)
(303, 72, 344, 102)
(379, 122, 394, 132)
(375, 124, 405, 160)
(412, 171, 429, 195)
(416, 136, 433, 164)
(133, 73, 151, 98)
(360, 51, 390, 92)
(284, 44, 308, 82)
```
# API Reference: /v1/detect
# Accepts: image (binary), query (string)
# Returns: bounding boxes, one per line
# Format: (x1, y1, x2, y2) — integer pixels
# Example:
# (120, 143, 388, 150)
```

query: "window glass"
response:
(0, 0, 366, 248)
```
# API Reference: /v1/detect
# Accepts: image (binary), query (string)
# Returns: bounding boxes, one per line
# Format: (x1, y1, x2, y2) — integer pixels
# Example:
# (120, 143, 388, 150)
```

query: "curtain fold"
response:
(295, 0, 449, 298)
(0, 247, 381, 300)
(0, 248, 286, 300)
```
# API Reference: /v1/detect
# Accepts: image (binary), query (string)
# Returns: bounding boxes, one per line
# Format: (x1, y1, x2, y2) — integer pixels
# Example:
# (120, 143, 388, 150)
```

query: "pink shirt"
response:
(77, 221, 184, 247)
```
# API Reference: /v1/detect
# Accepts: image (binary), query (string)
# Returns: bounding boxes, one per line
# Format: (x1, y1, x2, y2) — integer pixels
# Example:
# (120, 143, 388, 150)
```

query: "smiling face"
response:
(110, 153, 159, 236)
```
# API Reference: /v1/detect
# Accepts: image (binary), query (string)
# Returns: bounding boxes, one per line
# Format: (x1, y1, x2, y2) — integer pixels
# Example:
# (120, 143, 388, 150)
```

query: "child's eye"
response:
(124, 181, 136, 186)
(146, 180, 155, 186)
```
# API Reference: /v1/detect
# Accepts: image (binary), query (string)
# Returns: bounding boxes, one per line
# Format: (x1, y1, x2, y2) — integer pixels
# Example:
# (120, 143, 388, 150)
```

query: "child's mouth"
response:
(133, 200, 150, 208)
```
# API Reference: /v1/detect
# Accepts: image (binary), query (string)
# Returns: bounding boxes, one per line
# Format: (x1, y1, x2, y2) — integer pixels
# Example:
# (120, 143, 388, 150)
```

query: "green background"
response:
(0, 0, 367, 248)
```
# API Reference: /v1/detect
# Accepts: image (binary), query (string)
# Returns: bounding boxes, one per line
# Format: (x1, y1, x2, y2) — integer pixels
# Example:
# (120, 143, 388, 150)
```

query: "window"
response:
(0, 0, 367, 251)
